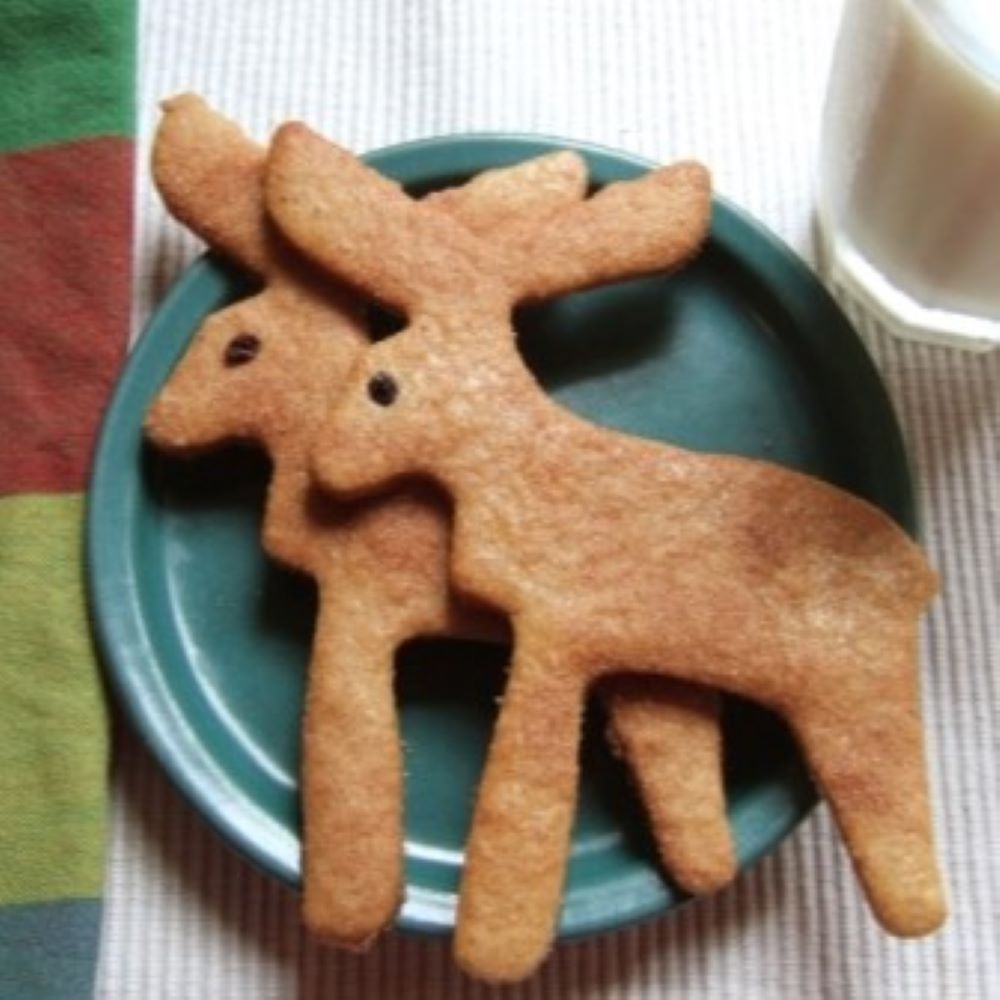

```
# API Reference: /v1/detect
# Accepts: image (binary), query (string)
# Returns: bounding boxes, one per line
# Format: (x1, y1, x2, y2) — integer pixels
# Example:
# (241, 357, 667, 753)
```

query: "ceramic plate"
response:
(87, 134, 917, 938)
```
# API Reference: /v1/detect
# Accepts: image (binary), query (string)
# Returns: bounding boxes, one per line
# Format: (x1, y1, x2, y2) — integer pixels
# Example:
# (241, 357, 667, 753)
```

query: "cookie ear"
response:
(502, 161, 712, 303)
(265, 123, 491, 315)
(152, 93, 277, 276)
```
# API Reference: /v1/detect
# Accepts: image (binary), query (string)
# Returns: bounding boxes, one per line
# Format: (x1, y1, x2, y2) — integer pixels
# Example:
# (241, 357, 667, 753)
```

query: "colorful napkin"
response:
(0, 2, 133, 996)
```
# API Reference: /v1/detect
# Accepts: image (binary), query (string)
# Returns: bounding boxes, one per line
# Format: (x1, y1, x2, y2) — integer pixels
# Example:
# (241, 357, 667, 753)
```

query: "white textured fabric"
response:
(101, 1, 1000, 996)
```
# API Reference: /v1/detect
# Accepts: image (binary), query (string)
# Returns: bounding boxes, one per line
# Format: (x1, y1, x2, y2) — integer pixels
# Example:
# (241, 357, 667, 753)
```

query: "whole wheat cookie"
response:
(265, 123, 946, 983)
(145, 96, 734, 949)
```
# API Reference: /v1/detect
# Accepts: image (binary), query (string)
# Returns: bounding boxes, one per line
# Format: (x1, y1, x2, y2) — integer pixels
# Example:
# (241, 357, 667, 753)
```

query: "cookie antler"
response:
(425, 148, 588, 235)
(500, 160, 711, 301)
(153, 93, 278, 275)
(156, 100, 591, 292)
(266, 124, 493, 313)
(266, 122, 712, 313)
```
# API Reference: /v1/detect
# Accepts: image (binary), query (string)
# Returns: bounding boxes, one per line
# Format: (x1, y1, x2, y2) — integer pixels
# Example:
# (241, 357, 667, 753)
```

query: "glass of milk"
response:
(817, 0, 1000, 350)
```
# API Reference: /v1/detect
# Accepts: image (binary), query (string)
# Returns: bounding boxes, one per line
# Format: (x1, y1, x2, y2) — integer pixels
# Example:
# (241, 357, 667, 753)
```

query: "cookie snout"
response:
(143, 388, 189, 448)
(144, 383, 222, 452)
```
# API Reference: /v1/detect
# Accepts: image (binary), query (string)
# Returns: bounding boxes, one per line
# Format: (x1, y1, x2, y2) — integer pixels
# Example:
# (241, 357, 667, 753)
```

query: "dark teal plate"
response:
(87, 134, 916, 939)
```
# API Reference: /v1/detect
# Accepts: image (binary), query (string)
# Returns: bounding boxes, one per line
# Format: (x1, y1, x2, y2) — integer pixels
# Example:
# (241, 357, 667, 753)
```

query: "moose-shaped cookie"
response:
(265, 123, 946, 982)
(145, 96, 735, 949)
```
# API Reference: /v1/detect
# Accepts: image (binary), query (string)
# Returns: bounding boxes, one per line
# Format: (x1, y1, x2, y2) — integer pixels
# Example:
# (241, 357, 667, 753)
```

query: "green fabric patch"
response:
(1, 0, 135, 154)
(0, 898, 103, 1000)
(0, 493, 108, 905)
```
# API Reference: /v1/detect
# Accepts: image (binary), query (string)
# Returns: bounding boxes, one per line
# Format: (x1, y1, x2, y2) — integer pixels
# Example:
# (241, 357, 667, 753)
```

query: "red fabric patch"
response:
(0, 136, 132, 495)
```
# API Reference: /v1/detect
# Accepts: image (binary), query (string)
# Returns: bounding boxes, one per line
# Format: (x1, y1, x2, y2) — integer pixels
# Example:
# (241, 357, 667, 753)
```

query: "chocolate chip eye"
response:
(224, 333, 261, 367)
(367, 371, 399, 406)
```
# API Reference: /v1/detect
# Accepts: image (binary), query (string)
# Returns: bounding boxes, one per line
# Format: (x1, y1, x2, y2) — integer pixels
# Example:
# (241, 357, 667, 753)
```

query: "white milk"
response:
(818, 0, 1000, 349)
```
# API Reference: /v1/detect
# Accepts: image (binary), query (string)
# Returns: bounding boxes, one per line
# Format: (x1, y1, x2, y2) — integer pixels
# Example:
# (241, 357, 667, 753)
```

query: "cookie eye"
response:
(367, 371, 399, 406)
(224, 333, 261, 366)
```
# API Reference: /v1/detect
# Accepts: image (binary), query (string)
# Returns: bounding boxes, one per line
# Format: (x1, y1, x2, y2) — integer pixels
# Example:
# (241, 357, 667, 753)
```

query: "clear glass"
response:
(817, 0, 1000, 350)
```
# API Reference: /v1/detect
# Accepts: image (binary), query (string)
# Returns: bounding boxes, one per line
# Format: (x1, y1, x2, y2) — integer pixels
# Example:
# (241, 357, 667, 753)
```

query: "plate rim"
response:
(87, 131, 917, 939)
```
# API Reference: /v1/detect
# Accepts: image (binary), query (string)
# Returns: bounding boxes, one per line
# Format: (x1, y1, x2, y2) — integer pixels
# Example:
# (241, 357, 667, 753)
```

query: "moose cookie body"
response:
(146, 96, 735, 948)
(266, 124, 945, 982)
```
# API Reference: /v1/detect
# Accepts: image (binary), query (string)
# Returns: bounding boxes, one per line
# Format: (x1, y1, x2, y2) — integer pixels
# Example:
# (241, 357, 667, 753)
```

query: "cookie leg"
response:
(300, 594, 403, 948)
(454, 629, 588, 983)
(788, 647, 946, 937)
(602, 676, 735, 895)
